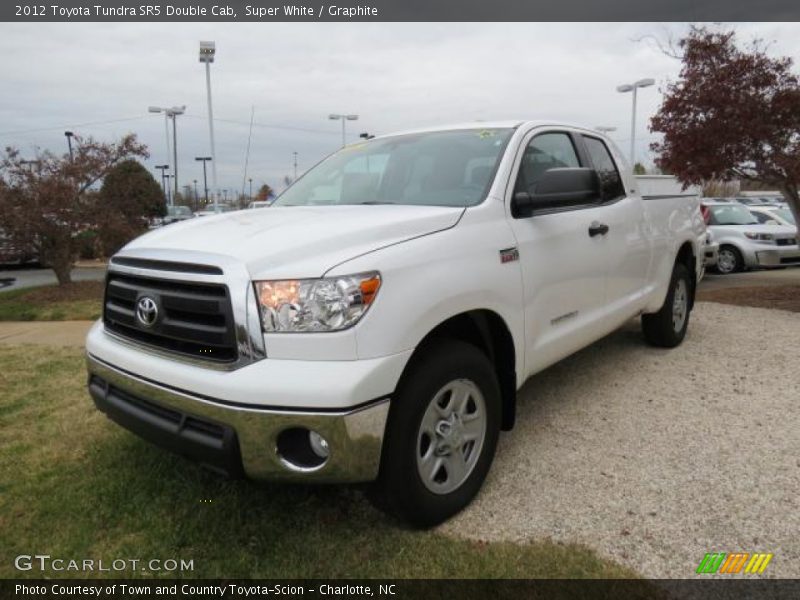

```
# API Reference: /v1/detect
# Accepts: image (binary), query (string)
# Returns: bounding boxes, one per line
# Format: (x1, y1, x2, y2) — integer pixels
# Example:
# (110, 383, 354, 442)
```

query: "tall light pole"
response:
(155, 165, 169, 201)
(293, 151, 298, 180)
(199, 41, 218, 211)
(149, 106, 172, 177)
(193, 179, 199, 211)
(149, 105, 186, 206)
(248, 178, 253, 201)
(64, 131, 75, 161)
(195, 157, 211, 207)
(329, 114, 359, 147)
(617, 78, 655, 168)
(164, 174, 173, 205)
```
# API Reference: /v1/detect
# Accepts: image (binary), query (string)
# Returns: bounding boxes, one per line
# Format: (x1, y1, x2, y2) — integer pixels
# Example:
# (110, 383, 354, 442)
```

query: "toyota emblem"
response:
(136, 296, 159, 327)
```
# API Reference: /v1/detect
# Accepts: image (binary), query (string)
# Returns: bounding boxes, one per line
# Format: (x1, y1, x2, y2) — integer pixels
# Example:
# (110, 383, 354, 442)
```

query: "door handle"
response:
(588, 222, 609, 237)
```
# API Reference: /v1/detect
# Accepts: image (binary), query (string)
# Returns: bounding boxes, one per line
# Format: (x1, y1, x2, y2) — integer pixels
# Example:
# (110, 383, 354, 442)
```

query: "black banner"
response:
(3, 0, 800, 22)
(3, 579, 800, 600)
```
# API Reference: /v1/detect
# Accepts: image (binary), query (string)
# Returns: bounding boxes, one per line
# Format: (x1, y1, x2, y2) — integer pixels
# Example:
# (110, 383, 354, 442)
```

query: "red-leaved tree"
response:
(0, 134, 148, 284)
(651, 27, 800, 231)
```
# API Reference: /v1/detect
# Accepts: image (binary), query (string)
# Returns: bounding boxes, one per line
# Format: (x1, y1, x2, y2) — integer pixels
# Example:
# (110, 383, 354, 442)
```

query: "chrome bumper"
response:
(86, 354, 390, 483)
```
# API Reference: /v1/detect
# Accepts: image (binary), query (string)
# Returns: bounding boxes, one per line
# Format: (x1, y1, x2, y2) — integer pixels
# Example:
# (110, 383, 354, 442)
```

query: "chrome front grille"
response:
(103, 272, 238, 363)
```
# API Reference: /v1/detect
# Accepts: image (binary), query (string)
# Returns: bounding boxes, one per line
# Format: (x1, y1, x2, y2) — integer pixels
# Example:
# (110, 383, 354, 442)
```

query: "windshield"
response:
(709, 205, 758, 225)
(773, 208, 796, 224)
(273, 128, 513, 208)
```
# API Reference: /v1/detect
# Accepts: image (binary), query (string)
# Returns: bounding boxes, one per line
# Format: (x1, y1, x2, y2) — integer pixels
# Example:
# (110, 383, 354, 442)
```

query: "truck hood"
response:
(123, 204, 465, 278)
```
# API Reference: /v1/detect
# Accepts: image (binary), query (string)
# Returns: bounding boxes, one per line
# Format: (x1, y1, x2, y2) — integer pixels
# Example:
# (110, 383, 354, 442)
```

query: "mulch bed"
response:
(696, 284, 800, 313)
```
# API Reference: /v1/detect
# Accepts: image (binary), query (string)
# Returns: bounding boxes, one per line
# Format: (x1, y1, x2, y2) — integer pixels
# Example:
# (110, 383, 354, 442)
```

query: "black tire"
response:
(642, 262, 692, 348)
(715, 245, 743, 274)
(372, 339, 501, 528)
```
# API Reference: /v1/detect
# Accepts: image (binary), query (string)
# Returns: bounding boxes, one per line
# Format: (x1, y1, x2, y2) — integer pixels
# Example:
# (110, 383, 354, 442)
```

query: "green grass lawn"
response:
(0, 281, 103, 321)
(0, 345, 642, 580)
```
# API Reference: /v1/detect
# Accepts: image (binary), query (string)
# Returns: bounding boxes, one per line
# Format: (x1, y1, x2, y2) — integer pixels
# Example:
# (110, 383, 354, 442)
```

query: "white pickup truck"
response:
(86, 121, 705, 526)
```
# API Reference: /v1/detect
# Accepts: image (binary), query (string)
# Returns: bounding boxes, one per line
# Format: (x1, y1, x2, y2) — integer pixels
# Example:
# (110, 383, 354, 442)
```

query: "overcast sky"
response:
(2, 22, 799, 198)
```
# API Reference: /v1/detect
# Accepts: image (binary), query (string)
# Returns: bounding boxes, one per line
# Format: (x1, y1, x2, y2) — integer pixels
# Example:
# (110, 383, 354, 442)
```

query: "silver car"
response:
(702, 200, 800, 274)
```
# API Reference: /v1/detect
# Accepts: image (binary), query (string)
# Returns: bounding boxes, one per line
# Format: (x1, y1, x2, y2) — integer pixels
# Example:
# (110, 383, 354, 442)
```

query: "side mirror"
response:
(512, 168, 601, 218)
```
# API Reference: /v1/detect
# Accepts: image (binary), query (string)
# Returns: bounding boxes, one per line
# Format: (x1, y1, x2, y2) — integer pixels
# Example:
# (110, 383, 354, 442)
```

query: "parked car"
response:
(0, 228, 37, 265)
(86, 121, 705, 526)
(748, 205, 796, 227)
(163, 205, 195, 225)
(248, 200, 272, 209)
(194, 205, 235, 217)
(702, 199, 800, 273)
(733, 196, 782, 207)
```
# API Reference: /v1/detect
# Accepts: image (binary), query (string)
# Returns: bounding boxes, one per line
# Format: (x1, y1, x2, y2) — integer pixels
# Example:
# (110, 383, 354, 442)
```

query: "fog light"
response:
(309, 430, 330, 458)
(276, 427, 329, 471)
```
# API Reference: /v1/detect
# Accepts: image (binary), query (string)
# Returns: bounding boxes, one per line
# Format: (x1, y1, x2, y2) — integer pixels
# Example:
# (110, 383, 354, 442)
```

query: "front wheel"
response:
(642, 262, 692, 348)
(372, 340, 501, 527)
(715, 245, 743, 274)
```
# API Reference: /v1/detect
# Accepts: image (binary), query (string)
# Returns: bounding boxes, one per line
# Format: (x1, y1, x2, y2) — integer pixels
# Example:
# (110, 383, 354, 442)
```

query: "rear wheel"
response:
(715, 245, 743, 274)
(642, 262, 692, 348)
(372, 340, 501, 527)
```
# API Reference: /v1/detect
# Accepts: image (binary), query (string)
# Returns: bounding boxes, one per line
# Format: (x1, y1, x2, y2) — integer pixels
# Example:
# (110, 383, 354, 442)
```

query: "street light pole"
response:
(195, 157, 211, 207)
(64, 131, 75, 161)
(616, 78, 655, 168)
(155, 165, 169, 201)
(164, 174, 173, 205)
(149, 107, 172, 174)
(193, 179, 199, 211)
(149, 105, 186, 206)
(248, 178, 253, 201)
(293, 151, 298, 180)
(329, 114, 359, 147)
(199, 41, 218, 211)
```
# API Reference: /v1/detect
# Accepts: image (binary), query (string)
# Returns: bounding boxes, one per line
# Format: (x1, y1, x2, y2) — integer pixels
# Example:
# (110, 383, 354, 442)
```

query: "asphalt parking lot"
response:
(441, 301, 799, 578)
(0, 264, 106, 291)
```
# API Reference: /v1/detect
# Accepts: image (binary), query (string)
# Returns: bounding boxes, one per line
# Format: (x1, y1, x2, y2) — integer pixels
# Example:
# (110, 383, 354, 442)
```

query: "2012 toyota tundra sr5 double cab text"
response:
(86, 121, 705, 526)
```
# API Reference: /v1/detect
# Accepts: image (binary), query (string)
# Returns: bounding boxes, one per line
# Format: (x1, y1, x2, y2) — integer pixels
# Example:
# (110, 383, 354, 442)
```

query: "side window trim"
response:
(580, 134, 627, 204)
(506, 128, 609, 218)
(513, 129, 582, 193)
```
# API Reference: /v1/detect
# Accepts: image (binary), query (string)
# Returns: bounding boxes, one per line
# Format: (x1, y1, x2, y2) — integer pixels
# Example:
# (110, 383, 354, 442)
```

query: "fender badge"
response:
(499, 247, 519, 264)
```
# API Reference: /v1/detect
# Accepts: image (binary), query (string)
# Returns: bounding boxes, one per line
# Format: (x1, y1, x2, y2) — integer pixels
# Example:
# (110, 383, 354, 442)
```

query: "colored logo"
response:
(696, 552, 773, 575)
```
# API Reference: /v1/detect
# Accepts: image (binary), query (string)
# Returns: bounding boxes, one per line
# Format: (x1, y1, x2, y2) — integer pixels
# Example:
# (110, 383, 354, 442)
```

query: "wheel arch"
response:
(400, 309, 518, 431)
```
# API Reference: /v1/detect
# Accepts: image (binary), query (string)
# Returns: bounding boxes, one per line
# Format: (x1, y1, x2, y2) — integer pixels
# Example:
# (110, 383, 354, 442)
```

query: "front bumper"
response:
(87, 354, 391, 483)
(754, 247, 800, 267)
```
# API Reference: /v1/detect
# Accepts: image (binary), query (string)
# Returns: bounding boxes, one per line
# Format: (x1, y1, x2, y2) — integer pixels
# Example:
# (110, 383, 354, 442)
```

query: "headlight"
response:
(254, 272, 381, 333)
(744, 232, 775, 242)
